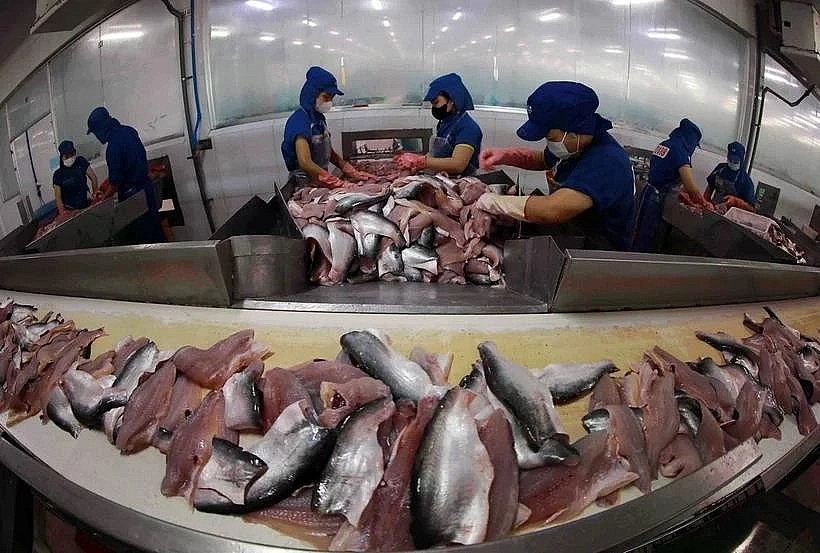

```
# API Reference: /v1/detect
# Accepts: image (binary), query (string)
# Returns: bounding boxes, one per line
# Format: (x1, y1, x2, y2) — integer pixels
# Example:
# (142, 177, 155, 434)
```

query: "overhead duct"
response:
(779, 1, 820, 85)
(30, 0, 130, 34)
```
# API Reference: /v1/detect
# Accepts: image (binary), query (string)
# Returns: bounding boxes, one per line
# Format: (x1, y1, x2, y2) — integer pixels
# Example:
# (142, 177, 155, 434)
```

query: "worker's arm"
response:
(295, 137, 326, 179)
(523, 188, 594, 224)
(703, 183, 715, 203)
(329, 148, 345, 171)
(86, 166, 99, 193)
(425, 144, 475, 175)
(53, 186, 66, 214)
(677, 165, 705, 202)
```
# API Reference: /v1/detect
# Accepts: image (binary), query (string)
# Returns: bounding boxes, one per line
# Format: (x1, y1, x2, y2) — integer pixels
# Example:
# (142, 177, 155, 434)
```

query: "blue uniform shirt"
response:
(544, 117, 635, 250)
(707, 163, 755, 205)
(432, 112, 482, 172)
(648, 139, 692, 194)
(282, 109, 328, 171)
(52, 157, 91, 210)
(105, 124, 156, 210)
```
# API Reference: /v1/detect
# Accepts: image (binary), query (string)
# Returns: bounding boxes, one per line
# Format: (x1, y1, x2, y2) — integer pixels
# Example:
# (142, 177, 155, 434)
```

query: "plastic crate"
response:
(724, 207, 779, 238)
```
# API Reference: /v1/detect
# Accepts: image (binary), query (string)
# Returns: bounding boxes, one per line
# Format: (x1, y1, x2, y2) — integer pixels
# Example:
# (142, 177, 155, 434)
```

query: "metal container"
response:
(230, 235, 307, 300)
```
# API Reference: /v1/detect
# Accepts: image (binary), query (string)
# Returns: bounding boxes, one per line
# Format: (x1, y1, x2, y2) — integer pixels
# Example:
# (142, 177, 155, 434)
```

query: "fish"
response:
(408, 346, 452, 386)
(76, 350, 116, 378)
(111, 336, 151, 376)
(658, 434, 702, 478)
(584, 405, 651, 494)
(349, 211, 406, 248)
(317, 377, 392, 428)
(477, 341, 575, 460)
(329, 395, 437, 552)
(245, 487, 345, 539)
(674, 394, 726, 463)
(589, 373, 625, 411)
(13, 318, 63, 350)
(245, 400, 336, 510)
(633, 356, 678, 478)
(326, 220, 357, 284)
(45, 386, 83, 439)
(161, 390, 235, 499)
(103, 341, 161, 443)
(535, 360, 619, 404)
(334, 191, 391, 215)
(288, 359, 369, 398)
(723, 381, 766, 442)
(377, 244, 404, 277)
(153, 373, 205, 452)
(61, 369, 128, 427)
(401, 244, 438, 274)
(193, 438, 268, 514)
(340, 331, 435, 402)
(116, 360, 177, 454)
(302, 223, 332, 262)
(695, 331, 759, 362)
(258, 367, 313, 432)
(9, 303, 37, 324)
(411, 387, 494, 547)
(418, 226, 438, 249)
(476, 406, 519, 540)
(173, 329, 269, 389)
(313, 399, 395, 525)
(354, 228, 382, 259)
(223, 361, 263, 432)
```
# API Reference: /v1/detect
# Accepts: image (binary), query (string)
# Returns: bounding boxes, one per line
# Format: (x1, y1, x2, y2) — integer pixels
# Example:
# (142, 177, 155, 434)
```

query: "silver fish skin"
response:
(401, 244, 438, 274)
(350, 211, 407, 247)
(103, 342, 161, 443)
(536, 360, 618, 404)
(675, 394, 702, 436)
(193, 438, 268, 514)
(478, 341, 567, 447)
(393, 180, 423, 200)
(404, 266, 424, 282)
(412, 387, 493, 548)
(418, 226, 438, 249)
(377, 244, 404, 277)
(334, 191, 391, 215)
(461, 363, 577, 468)
(245, 401, 336, 510)
(313, 399, 395, 525)
(13, 318, 61, 349)
(10, 304, 37, 323)
(61, 369, 129, 426)
(302, 223, 332, 261)
(326, 221, 357, 283)
(582, 407, 645, 433)
(223, 364, 263, 432)
(46, 386, 83, 439)
(354, 228, 382, 259)
(340, 330, 434, 402)
(696, 331, 758, 361)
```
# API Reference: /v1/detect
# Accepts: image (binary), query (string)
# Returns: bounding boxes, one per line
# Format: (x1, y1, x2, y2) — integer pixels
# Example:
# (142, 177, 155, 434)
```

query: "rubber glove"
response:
(479, 147, 543, 171)
(316, 169, 347, 189)
(340, 162, 377, 181)
(475, 192, 529, 221)
(394, 152, 428, 172)
(722, 195, 754, 212)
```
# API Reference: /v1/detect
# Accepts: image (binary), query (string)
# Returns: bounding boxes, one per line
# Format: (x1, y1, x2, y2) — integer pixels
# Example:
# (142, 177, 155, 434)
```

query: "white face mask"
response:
(63, 156, 76, 167)
(728, 161, 741, 171)
(547, 131, 577, 160)
(315, 99, 333, 114)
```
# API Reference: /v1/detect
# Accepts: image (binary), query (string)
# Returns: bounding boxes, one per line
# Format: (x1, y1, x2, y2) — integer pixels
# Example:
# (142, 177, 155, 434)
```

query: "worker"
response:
(704, 141, 756, 211)
(632, 118, 709, 252)
(52, 140, 98, 215)
(281, 66, 374, 188)
(394, 73, 482, 175)
(474, 81, 635, 250)
(87, 106, 164, 243)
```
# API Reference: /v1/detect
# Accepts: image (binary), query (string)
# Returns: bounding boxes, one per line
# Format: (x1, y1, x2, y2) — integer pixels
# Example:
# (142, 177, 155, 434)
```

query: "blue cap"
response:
(58, 140, 75, 156)
(423, 73, 475, 111)
(306, 66, 343, 96)
(517, 81, 599, 141)
(86, 106, 111, 135)
(727, 141, 745, 163)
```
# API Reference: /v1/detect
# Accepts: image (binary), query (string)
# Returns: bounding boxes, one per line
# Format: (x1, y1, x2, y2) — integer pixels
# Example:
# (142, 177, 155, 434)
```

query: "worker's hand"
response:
(480, 147, 544, 171)
(475, 192, 529, 221)
(340, 162, 377, 182)
(316, 169, 347, 189)
(722, 195, 754, 212)
(393, 153, 428, 173)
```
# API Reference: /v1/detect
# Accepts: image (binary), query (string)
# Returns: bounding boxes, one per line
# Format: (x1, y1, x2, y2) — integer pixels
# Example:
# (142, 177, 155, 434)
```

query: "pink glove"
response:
(394, 153, 428, 172)
(316, 169, 347, 189)
(340, 162, 377, 181)
(479, 147, 544, 171)
(475, 192, 529, 221)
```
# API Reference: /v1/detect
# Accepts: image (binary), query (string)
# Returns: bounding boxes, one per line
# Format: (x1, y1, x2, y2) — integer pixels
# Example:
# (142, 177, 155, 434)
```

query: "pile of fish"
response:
(1, 297, 820, 551)
(288, 168, 504, 285)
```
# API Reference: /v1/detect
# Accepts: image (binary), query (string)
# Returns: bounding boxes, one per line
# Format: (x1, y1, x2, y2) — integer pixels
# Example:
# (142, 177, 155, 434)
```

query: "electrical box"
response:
(779, 2, 820, 84)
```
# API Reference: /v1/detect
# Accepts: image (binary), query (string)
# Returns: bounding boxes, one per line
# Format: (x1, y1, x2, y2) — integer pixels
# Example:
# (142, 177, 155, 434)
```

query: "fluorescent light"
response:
(302, 18, 317, 27)
(100, 31, 144, 40)
(210, 26, 230, 38)
(764, 72, 798, 87)
(440, 25, 449, 32)
(647, 31, 680, 40)
(604, 47, 623, 54)
(313, 44, 322, 48)
(431, 41, 436, 45)
(663, 51, 690, 60)
(389, 31, 395, 36)
(611, 0, 660, 5)
(484, 34, 492, 39)
(245, 0, 273, 11)
(345, 37, 353, 42)
(259, 34, 276, 41)
(470, 39, 477, 44)
(503, 25, 515, 32)
(371, 0, 383, 10)
(452, 11, 463, 21)
(538, 12, 561, 22)
(292, 40, 303, 45)
(541, 38, 555, 43)
(329, 30, 340, 36)
(383, 19, 391, 27)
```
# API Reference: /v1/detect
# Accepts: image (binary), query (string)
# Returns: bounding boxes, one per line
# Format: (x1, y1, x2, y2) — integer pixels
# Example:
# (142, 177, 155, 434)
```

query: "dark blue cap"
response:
(517, 81, 599, 141)
(423, 73, 474, 111)
(306, 66, 343, 96)
(727, 141, 745, 163)
(87, 106, 111, 135)
(58, 140, 75, 156)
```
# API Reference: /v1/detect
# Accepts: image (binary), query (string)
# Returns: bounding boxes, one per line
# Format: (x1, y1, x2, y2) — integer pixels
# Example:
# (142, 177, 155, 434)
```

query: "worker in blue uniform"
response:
(281, 66, 374, 188)
(474, 81, 635, 251)
(87, 106, 165, 244)
(394, 73, 482, 175)
(52, 140, 98, 214)
(704, 141, 756, 212)
(632, 118, 709, 252)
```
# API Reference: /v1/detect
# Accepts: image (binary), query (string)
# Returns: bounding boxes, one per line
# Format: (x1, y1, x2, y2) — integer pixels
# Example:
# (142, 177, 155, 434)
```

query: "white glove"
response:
(475, 192, 528, 221)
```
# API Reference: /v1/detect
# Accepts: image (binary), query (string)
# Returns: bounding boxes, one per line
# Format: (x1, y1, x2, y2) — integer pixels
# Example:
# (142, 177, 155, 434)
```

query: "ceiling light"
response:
(389, 31, 395, 36)
(663, 51, 690, 60)
(611, 0, 660, 5)
(503, 25, 515, 32)
(647, 31, 680, 40)
(245, 0, 274, 11)
(371, 0, 383, 10)
(470, 40, 477, 44)
(484, 34, 492, 39)
(210, 27, 230, 38)
(302, 18, 317, 27)
(329, 30, 340, 36)
(259, 34, 276, 41)
(604, 47, 623, 54)
(441, 25, 449, 32)
(313, 44, 322, 48)
(452, 11, 463, 21)
(292, 40, 303, 45)
(541, 38, 554, 43)
(383, 19, 392, 27)
(538, 12, 561, 22)
(100, 31, 144, 40)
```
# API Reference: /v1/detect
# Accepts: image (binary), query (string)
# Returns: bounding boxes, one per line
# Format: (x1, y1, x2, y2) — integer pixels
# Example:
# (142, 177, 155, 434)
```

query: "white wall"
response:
(697, 0, 756, 35)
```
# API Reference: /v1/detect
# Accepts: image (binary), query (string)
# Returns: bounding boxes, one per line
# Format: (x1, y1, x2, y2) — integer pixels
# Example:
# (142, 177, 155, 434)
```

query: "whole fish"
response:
(61, 369, 129, 426)
(696, 331, 759, 362)
(223, 362, 263, 432)
(326, 221, 357, 284)
(103, 341, 161, 443)
(412, 387, 494, 548)
(302, 223, 332, 262)
(193, 438, 268, 514)
(340, 330, 435, 402)
(313, 399, 395, 526)
(354, 227, 382, 259)
(10, 304, 37, 324)
(334, 191, 391, 215)
(13, 319, 62, 350)
(350, 211, 406, 247)
(536, 360, 618, 404)
(46, 386, 83, 439)
(377, 244, 403, 277)
(401, 244, 438, 274)
(245, 401, 336, 510)
(477, 341, 572, 455)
